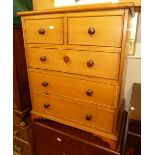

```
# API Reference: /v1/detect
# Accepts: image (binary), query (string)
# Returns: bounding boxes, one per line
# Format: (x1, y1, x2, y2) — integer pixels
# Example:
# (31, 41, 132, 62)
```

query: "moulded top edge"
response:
(17, 2, 134, 16)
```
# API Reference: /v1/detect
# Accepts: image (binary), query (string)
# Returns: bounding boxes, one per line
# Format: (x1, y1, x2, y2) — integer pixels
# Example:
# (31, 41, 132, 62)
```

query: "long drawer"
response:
(29, 70, 118, 108)
(13, 137, 32, 155)
(31, 92, 115, 132)
(24, 18, 63, 44)
(68, 16, 123, 47)
(26, 47, 120, 80)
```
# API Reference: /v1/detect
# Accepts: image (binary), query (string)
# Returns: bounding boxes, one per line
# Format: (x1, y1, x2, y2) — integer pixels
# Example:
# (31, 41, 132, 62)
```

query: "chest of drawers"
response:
(18, 3, 134, 151)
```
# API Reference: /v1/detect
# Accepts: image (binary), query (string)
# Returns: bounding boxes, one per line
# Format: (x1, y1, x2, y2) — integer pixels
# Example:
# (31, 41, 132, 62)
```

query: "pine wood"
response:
(28, 70, 118, 108)
(17, 2, 134, 16)
(18, 3, 133, 150)
(31, 92, 115, 133)
(68, 16, 123, 47)
(26, 47, 120, 80)
(24, 17, 63, 44)
(120, 0, 141, 6)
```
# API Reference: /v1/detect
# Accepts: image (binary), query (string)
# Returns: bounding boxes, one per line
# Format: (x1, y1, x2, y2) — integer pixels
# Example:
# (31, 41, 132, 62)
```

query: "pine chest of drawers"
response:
(18, 3, 134, 151)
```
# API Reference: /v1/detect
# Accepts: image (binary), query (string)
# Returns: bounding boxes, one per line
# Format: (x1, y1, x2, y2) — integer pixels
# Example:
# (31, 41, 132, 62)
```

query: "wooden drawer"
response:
(13, 137, 32, 155)
(13, 125, 29, 142)
(27, 47, 120, 80)
(29, 70, 118, 108)
(67, 16, 123, 47)
(31, 92, 115, 132)
(13, 111, 22, 126)
(24, 18, 63, 44)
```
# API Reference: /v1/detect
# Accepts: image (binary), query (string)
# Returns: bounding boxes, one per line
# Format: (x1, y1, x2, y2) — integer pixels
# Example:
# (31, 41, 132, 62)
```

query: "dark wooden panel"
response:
(126, 83, 141, 155)
(13, 26, 31, 115)
(129, 83, 141, 121)
(32, 111, 128, 155)
(13, 137, 32, 155)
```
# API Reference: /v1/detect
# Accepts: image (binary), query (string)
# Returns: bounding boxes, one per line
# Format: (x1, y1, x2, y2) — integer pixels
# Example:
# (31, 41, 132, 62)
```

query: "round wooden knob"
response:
(86, 89, 93, 96)
(86, 114, 92, 121)
(88, 27, 95, 35)
(38, 28, 45, 34)
(44, 103, 50, 108)
(42, 81, 48, 87)
(87, 60, 94, 67)
(63, 55, 70, 63)
(40, 56, 46, 62)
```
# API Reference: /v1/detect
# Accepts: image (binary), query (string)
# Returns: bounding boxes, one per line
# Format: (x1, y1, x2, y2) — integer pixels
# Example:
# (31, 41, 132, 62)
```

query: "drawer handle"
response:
(86, 114, 92, 121)
(86, 89, 93, 96)
(40, 56, 46, 62)
(44, 103, 50, 108)
(38, 28, 45, 34)
(87, 60, 94, 67)
(42, 81, 48, 87)
(63, 55, 70, 63)
(57, 137, 62, 142)
(88, 27, 95, 35)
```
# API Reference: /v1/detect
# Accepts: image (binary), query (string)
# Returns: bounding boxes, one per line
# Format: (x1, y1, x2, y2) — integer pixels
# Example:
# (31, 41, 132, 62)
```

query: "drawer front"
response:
(29, 71, 118, 108)
(13, 125, 29, 142)
(13, 137, 31, 155)
(31, 92, 115, 132)
(68, 16, 123, 47)
(24, 18, 63, 44)
(27, 48, 120, 80)
(13, 112, 22, 126)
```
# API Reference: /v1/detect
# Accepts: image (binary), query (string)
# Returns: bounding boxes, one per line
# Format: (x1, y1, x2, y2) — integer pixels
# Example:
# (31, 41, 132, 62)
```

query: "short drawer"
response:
(26, 47, 120, 80)
(29, 70, 118, 108)
(31, 92, 115, 132)
(13, 137, 31, 155)
(24, 18, 63, 44)
(67, 16, 123, 47)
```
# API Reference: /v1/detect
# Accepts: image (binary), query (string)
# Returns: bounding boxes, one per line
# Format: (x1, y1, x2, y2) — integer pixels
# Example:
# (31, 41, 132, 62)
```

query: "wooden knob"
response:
(42, 81, 48, 87)
(88, 27, 95, 35)
(86, 89, 93, 96)
(44, 103, 50, 108)
(87, 60, 94, 67)
(38, 28, 45, 34)
(40, 56, 46, 62)
(86, 114, 92, 121)
(63, 55, 70, 63)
